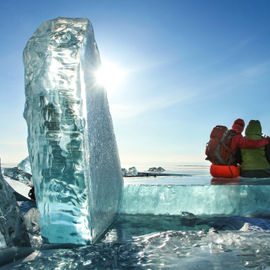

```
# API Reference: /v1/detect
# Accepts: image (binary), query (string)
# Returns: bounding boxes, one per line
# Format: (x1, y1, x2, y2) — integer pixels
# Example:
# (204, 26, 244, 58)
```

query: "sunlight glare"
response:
(95, 62, 125, 91)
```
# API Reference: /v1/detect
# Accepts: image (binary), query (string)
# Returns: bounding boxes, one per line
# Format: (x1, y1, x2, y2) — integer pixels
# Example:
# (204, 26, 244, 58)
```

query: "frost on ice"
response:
(23, 17, 123, 244)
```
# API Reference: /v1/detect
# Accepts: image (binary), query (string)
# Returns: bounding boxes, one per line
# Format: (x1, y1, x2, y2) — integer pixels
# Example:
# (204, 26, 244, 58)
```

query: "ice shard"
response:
(0, 166, 30, 247)
(23, 17, 123, 244)
(17, 156, 31, 175)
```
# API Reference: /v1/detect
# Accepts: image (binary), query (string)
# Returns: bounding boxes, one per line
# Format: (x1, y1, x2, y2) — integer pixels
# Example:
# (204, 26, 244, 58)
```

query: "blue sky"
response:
(0, 0, 270, 167)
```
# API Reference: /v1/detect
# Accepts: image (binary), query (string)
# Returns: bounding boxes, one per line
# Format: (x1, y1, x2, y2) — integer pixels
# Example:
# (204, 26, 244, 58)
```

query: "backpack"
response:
(205, 125, 236, 165)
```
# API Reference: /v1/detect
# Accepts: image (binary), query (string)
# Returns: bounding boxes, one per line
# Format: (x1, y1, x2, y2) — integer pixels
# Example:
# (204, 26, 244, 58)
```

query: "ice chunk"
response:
(0, 166, 30, 247)
(17, 156, 31, 175)
(0, 232, 7, 249)
(121, 168, 128, 177)
(3, 167, 32, 186)
(127, 167, 138, 176)
(148, 167, 165, 172)
(120, 167, 138, 176)
(120, 184, 270, 217)
(23, 17, 123, 244)
(4, 177, 32, 201)
(24, 207, 40, 234)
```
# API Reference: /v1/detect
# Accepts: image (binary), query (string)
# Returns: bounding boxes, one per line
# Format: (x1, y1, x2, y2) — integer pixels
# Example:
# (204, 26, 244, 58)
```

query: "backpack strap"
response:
(214, 130, 229, 165)
(227, 131, 238, 165)
(214, 130, 236, 165)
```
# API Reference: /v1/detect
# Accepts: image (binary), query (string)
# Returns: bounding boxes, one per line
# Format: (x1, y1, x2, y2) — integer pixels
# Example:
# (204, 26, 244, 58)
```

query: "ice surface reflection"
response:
(3, 214, 270, 269)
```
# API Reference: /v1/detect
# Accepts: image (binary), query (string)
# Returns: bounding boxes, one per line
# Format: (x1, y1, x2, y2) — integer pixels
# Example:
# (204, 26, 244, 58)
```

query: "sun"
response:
(94, 62, 126, 90)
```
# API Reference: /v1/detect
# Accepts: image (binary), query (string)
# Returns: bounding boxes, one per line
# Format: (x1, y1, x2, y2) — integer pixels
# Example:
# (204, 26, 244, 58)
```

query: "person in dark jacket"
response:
(241, 120, 270, 178)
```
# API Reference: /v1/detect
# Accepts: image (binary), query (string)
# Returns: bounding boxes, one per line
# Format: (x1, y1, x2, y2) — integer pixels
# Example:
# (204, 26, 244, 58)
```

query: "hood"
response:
(231, 118, 245, 134)
(245, 120, 262, 139)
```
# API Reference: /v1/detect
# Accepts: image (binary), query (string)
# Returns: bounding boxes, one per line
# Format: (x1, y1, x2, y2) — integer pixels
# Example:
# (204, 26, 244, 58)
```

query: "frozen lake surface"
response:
(2, 164, 270, 269)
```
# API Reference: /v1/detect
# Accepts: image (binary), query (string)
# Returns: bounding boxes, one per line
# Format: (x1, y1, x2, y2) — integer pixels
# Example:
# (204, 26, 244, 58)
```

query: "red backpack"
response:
(205, 125, 236, 165)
